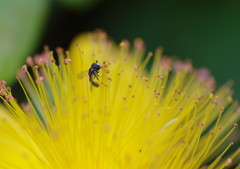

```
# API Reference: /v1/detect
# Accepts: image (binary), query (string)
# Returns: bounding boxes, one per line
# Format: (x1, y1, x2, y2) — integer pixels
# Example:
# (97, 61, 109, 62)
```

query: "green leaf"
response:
(0, 0, 49, 84)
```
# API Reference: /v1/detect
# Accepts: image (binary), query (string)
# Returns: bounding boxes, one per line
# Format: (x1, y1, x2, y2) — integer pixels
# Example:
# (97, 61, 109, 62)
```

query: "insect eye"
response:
(92, 63, 101, 70)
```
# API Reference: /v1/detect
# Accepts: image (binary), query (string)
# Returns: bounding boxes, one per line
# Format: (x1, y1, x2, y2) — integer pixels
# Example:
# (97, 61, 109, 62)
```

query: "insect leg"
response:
(93, 73, 99, 80)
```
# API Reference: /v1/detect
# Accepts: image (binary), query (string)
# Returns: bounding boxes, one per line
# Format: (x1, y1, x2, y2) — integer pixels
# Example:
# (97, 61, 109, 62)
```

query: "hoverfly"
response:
(77, 61, 101, 88)
(88, 61, 101, 87)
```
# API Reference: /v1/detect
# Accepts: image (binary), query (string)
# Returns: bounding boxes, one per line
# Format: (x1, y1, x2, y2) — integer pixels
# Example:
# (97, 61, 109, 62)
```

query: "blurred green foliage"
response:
(56, 0, 102, 10)
(0, 0, 48, 84)
(0, 0, 101, 85)
(94, 0, 240, 100)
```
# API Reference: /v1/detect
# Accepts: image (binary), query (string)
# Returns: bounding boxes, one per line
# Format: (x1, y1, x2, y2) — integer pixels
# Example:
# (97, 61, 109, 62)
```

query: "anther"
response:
(134, 38, 144, 51)
(0, 81, 7, 88)
(36, 76, 44, 83)
(0, 89, 4, 95)
(120, 40, 129, 48)
(56, 47, 64, 53)
(26, 57, 33, 66)
(156, 47, 164, 54)
(134, 65, 138, 71)
(225, 158, 232, 167)
(143, 77, 149, 82)
(200, 123, 205, 128)
(234, 123, 238, 128)
(37, 58, 43, 65)
(56, 47, 64, 54)
(64, 58, 72, 65)
(149, 50, 155, 56)
(5, 95, 14, 101)
(20, 103, 32, 112)
(21, 65, 27, 73)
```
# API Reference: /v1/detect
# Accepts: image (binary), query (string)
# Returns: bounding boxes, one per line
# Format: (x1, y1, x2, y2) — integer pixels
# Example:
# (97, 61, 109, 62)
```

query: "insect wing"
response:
(77, 70, 88, 79)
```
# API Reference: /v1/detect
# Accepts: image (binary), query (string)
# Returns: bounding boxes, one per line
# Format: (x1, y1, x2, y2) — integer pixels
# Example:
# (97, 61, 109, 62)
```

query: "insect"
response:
(88, 61, 101, 87)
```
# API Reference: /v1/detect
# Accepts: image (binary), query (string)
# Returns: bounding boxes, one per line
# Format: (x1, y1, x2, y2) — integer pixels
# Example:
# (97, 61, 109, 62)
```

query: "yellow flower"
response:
(0, 30, 239, 168)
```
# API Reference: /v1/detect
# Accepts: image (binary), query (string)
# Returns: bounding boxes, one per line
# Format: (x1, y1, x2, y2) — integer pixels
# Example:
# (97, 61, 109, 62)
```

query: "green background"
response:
(101, 0, 240, 100)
